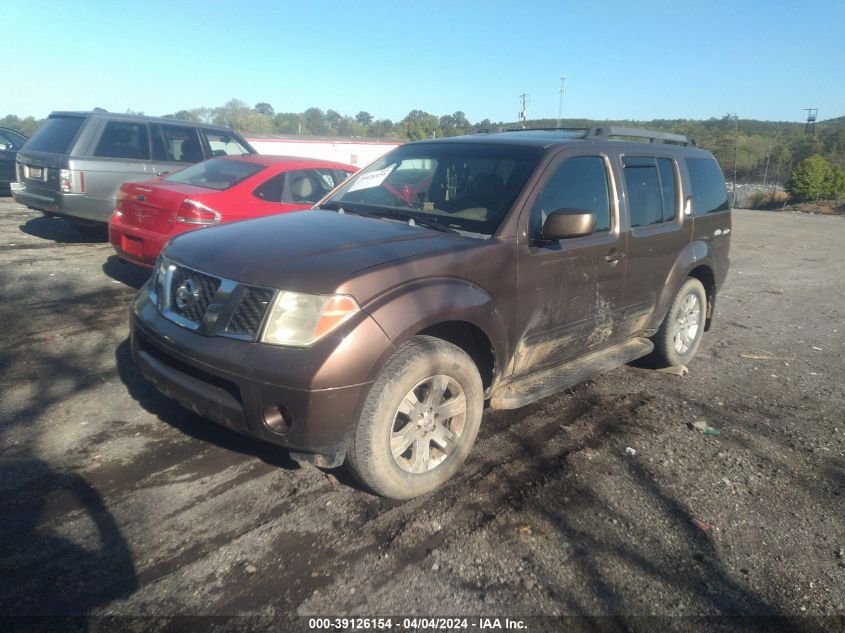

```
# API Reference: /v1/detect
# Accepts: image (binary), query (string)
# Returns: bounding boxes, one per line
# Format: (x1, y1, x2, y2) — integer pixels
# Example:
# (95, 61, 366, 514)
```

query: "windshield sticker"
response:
(346, 165, 396, 192)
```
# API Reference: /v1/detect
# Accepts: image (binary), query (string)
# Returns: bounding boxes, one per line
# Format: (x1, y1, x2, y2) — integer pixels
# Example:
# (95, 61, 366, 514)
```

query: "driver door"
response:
(513, 151, 627, 376)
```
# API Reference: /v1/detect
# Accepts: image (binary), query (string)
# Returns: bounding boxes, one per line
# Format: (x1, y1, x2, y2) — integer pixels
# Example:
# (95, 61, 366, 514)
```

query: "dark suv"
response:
(130, 127, 730, 499)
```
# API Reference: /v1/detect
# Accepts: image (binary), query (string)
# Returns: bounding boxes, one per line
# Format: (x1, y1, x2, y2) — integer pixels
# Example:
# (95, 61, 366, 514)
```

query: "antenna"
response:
(518, 93, 529, 128)
(556, 77, 566, 128)
(803, 108, 817, 134)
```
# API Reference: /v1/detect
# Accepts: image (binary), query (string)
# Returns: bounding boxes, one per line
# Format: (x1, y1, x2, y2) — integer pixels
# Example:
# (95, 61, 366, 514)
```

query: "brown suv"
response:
(130, 127, 730, 499)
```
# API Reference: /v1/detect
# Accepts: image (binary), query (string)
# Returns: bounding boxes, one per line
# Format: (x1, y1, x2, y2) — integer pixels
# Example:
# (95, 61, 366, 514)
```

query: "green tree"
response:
(821, 164, 845, 199)
(355, 111, 373, 127)
(399, 110, 439, 141)
(303, 107, 328, 135)
(368, 119, 394, 137)
(0, 114, 42, 136)
(786, 155, 831, 201)
(273, 112, 302, 134)
(213, 99, 272, 133)
(254, 102, 275, 117)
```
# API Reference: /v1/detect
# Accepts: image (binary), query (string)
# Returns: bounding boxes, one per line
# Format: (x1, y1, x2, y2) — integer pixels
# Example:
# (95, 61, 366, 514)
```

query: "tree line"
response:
(3, 100, 844, 200)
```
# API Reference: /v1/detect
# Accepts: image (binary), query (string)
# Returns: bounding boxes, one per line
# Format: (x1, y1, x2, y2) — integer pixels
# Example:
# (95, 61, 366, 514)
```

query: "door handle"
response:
(605, 251, 626, 263)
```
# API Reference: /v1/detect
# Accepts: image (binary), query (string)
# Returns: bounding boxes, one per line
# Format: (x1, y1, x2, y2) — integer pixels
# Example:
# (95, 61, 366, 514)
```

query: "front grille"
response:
(168, 265, 222, 326)
(157, 259, 275, 341)
(226, 287, 275, 337)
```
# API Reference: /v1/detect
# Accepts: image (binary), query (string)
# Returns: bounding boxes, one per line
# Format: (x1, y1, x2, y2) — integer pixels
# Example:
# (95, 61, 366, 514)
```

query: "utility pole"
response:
(556, 76, 566, 128)
(803, 108, 817, 134)
(518, 93, 529, 128)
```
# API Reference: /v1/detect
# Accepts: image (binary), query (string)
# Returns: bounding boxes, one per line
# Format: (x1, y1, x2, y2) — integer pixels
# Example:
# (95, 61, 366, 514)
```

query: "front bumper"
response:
(130, 282, 393, 464)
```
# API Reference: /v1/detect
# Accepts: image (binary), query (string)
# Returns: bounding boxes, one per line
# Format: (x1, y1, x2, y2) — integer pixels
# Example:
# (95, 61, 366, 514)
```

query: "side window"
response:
(152, 125, 204, 163)
(530, 156, 611, 236)
(253, 174, 285, 202)
(0, 130, 25, 151)
(623, 156, 665, 227)
(93, 122, 150, 160)
(686, 158, 729, 215)
(657, 158, 677, 221)
(281, 169, 343, 204)
(203, 131, 251, 157)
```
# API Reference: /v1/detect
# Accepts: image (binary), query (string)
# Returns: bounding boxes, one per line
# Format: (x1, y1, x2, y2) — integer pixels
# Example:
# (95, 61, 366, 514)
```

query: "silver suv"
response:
(12, 111, 255, 229)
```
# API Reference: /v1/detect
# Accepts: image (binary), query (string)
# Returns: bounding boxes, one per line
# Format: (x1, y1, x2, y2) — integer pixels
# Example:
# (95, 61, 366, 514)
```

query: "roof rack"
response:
(500, 125, 695, 146)
(587, 126, 695, 146)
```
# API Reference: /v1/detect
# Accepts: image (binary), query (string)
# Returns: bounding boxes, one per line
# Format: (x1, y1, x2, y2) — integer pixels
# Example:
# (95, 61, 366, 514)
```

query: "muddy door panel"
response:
(513, 153, 626, 377)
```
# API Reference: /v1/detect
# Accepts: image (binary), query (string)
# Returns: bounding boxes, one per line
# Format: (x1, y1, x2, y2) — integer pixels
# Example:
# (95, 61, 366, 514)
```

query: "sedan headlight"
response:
(261, 291, 360, 347)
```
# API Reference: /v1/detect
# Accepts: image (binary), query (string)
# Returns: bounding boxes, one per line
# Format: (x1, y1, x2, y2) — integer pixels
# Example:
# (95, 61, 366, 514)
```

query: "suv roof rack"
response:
(501, 126, 695, 146)
(587, 126, 695, 146)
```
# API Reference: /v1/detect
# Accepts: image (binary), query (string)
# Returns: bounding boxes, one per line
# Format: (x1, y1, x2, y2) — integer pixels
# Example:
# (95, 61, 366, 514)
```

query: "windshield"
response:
(326, 142, 542, 235)
(164, 158, 265, 190)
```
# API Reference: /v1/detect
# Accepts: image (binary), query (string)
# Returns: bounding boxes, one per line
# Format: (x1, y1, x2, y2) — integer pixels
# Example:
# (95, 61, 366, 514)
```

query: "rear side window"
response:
(623, 156, 677, 227)
(203, 131, 252, 157)
(24, 116, 85, 153)
(152, 125, 204, 163)
(530, 156, 611, 235)
(254, 168, 351, 203)
(94, 122, 150, 160)
(164, 158, 265, 190)
(686, 158, 729, 215)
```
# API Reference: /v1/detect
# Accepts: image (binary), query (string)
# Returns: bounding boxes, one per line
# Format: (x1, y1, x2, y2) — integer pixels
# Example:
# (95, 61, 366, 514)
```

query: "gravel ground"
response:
(0, 199, 842, 632)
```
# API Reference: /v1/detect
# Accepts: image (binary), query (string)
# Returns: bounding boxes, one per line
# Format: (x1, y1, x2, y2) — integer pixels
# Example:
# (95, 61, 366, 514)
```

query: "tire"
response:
(347, 336, 484, 500)
(655, 277, 707, 367)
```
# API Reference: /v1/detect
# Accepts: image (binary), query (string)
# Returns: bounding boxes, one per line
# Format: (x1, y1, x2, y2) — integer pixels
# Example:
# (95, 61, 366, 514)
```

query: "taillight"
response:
(59, 169, 85, 193)
(60, 169, 72, 193)
(176, 199, 221, 225)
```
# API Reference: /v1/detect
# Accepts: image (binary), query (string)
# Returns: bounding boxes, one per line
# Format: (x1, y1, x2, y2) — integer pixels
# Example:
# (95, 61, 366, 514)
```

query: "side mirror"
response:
(541, 209, 596, 240)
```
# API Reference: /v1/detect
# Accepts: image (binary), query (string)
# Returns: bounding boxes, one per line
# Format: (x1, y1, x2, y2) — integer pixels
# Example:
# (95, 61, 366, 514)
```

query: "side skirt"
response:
(489, 337, 654, 410)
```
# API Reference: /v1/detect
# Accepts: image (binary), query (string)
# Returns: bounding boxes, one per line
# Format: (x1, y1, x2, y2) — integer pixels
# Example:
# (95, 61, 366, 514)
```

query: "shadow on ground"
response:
(102, 255, 151, 290)
(19, 214, 108, 243)
(0, 458, 138, 616)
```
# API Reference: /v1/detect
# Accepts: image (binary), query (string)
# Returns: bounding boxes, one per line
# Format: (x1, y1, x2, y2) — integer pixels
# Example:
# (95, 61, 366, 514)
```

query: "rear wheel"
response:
(655, 277, 707, 367)
(346, 336, 483, 499)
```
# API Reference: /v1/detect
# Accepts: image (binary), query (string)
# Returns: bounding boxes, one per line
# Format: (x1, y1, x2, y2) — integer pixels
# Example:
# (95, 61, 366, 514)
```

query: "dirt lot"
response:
(0, 198, 842, 631)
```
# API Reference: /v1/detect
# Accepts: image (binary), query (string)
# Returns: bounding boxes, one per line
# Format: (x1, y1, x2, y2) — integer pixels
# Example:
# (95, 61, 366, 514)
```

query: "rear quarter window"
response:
(686, 157, 729, 215)
(24, 117, 85, 154)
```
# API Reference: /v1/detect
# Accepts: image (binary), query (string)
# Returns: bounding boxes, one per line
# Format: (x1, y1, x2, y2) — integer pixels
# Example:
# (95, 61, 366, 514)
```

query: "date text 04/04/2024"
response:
(306, 617, 528, 630)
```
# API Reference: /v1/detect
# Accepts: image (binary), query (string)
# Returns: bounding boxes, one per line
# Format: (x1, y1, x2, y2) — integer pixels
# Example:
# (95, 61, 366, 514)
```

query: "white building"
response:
(244, 135, 403, 168)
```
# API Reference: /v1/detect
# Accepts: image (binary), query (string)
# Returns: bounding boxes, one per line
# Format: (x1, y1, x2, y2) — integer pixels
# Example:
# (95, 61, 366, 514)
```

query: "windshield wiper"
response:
(315, 201, 379, 219)
(377, 209, 458, 234)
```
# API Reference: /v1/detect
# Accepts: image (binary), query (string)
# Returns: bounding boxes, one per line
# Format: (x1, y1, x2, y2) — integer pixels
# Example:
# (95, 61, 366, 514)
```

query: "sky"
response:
(3, 0, 844, 124)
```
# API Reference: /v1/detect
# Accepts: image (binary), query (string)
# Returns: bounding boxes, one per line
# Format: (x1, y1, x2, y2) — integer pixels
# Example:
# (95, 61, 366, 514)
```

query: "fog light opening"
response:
(263, 404, 292, 434)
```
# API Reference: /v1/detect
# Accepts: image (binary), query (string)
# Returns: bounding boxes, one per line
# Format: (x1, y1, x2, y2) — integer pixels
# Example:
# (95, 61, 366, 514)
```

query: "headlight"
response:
(261, 291, 360, 347)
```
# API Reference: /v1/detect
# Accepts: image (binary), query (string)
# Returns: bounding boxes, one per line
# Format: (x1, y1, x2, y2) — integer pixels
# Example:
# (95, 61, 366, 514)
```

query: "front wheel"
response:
(346, 336, 484, 500)
(655, 277, 707, 367)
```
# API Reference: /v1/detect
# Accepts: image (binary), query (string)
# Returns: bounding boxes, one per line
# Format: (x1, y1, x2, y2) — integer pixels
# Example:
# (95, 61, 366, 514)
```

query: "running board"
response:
(490, 338, 654, 410)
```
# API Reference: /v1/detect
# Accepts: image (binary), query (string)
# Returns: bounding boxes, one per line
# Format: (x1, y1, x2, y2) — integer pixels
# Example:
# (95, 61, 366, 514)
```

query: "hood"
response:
(163, 209, 475, 293)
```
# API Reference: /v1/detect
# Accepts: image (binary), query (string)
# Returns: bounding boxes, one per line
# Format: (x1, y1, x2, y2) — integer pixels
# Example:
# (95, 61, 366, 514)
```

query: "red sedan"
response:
(109, 155, 356, 267)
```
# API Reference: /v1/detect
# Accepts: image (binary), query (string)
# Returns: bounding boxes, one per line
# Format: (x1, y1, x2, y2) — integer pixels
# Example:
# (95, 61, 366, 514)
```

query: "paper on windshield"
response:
(346, 165, 396, 193)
